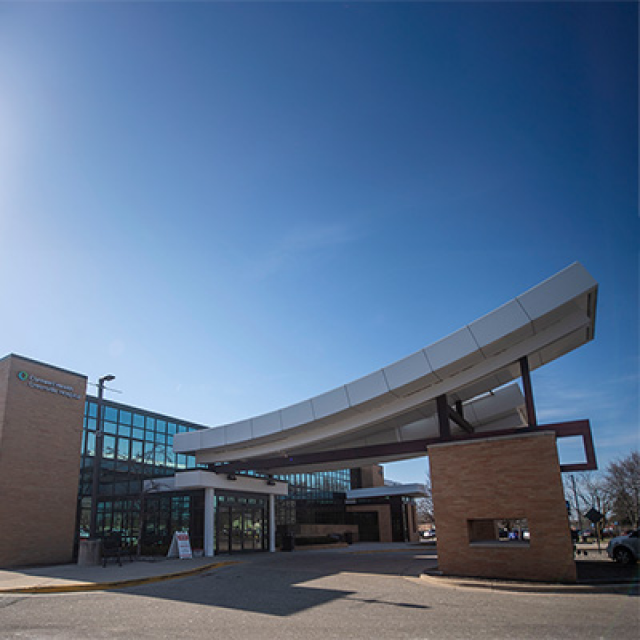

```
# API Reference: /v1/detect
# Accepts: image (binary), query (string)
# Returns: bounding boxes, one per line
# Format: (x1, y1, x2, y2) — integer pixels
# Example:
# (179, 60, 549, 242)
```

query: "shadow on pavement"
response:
(575, 558, 640, 585)
(111, 547, 437, 617)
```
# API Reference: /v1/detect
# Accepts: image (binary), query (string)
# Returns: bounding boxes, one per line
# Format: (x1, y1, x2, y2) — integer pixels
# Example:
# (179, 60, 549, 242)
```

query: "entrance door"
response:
(216, 503, 267, 554)
(216, 507, 231, 554)
(243, 510, 255, 551)
(231, 511, 243, 552)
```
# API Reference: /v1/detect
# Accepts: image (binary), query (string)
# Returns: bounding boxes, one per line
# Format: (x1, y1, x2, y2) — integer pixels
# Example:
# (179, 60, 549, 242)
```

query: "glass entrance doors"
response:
(215, 494, 267, 554)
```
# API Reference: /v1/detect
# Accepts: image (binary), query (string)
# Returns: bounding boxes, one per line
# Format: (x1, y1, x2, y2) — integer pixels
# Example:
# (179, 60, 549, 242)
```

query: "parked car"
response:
(606, 529, 639, 565)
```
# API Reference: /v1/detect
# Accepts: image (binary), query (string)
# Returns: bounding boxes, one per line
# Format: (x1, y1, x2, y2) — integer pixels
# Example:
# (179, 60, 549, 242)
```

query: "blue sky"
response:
(1, 1, 637, 483)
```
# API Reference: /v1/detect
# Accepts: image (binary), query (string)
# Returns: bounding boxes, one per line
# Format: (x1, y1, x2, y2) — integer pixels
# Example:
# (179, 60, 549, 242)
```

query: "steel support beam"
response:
(436, 394, 451, 440)
(448, 405, 474, 434)
(519, 356, 537, 427)
(208, 420, 596, 474)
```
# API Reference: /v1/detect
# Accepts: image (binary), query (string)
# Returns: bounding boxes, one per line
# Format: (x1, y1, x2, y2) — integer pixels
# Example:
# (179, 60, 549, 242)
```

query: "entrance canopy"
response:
(174, 262, 597, 472)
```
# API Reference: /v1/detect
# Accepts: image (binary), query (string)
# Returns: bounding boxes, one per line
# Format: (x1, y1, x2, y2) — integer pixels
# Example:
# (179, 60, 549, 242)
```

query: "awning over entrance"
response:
(346, 484, 428, 500)
(173, 470, 288, 496)
(147, 472, 289, 558)
(174, 262, 597, 472)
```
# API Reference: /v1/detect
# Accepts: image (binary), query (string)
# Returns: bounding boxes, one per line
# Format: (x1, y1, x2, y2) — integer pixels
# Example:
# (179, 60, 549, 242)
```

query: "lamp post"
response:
(89, 374, 116, 540)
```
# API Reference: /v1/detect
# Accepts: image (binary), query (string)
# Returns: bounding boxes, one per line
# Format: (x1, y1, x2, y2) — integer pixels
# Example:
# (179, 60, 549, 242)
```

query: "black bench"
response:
(102, 533, 134, 567)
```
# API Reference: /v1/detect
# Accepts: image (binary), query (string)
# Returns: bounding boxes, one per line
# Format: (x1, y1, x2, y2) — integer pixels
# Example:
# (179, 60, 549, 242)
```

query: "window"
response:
(103, 435, 116, 459)
(468, 518, 530, 545)
(117, 439, 129, 461)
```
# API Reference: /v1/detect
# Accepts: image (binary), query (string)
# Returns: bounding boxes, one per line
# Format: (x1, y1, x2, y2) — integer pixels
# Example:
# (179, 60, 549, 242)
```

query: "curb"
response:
(348, 548, 427, 555)
(0, 560, 240, 595)
(420, 571, 640, 595)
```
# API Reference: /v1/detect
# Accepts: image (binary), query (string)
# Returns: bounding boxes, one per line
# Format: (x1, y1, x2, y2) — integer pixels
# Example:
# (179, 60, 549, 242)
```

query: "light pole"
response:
(89, 374, 115, 540)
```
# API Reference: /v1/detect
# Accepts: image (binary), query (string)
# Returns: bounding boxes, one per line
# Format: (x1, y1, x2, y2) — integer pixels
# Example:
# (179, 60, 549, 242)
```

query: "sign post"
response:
(584, 508, 604, 552)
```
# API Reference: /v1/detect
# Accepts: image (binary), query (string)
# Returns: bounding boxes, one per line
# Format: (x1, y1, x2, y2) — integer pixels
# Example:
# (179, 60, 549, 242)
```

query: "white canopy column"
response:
(204, 488, 215, 557)
(269, 494, 276, 552)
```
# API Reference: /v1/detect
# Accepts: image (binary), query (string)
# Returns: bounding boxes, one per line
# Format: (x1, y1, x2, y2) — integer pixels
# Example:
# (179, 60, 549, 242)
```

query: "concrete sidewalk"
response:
(0, 543, 425, 593)
(0, 542, 636, 595)
(0, 556, 240, 594)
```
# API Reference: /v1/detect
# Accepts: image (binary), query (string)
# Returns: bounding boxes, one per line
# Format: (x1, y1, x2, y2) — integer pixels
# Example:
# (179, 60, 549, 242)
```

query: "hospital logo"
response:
(17, 371, 29, 381)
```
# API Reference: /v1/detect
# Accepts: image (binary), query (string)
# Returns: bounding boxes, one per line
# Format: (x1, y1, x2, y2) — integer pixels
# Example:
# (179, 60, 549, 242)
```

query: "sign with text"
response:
(16, 370, 82, 400)
(167, 531, 193, 559)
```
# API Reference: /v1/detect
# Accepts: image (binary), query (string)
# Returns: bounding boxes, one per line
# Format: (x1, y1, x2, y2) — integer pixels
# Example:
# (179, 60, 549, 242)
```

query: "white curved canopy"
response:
(174, 262, 597, 471)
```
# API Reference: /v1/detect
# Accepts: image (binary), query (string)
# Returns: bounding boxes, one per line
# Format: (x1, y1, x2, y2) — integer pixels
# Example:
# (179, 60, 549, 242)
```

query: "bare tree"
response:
(416, 474, 435, 524)
(603, 451, 640, 529)
(563, 471, 613, 540)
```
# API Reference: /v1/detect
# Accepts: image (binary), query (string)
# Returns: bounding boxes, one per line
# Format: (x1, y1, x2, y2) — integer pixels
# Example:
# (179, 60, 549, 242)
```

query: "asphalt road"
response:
(0, 549, 637, 640)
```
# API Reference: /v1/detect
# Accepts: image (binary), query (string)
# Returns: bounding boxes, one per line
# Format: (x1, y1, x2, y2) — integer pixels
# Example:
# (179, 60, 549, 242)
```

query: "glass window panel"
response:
(88, 402, 97, 418)
(104, 406, 118, 422)
(86, 418, 97, 431)
(131, 440, 143, 462)
(144, 442, 156, 463)
(103, 435, 116, 459)
(133, 413, 145, 428)
(118, 424, 131, 438)
(144, 430, 154, 442)
(104, 421, 117, 435)
(167, 422, 177, 435)
(117, 439, 129, 461)
(86, 432, 96, 456)
(119, 410, 132, 425)
(146, 416, 156, 430)
(156, 419, 166, 432)
(132, 427, 144, 440)
(155, 447, 165, 466)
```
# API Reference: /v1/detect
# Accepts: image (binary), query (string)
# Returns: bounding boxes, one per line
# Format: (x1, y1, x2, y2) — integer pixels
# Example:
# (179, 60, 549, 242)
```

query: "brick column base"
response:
(429, 432, 576, 583)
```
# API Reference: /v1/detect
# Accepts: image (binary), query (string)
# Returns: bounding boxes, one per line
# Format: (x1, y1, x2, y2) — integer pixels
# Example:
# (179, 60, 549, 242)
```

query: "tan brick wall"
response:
(429, 432, 576, 583)
(346, 504, 393, 542)
(360, 465, 385, 488)
(407, 502, 419, 542)
(0, 355, 87, 567)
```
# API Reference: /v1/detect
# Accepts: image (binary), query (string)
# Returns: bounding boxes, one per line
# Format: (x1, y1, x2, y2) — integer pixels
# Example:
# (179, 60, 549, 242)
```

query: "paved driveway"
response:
(0, 548, 637, 640)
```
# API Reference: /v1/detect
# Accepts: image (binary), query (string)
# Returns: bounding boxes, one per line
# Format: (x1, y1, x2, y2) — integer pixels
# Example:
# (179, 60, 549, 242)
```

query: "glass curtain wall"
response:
(77, 396, 355, 552)
(77, 397, 206, 550)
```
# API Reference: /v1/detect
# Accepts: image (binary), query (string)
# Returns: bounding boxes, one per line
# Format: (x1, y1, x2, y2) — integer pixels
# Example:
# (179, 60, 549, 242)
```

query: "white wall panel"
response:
(200, 427, 225, 449)
(311, 386, 350, 419)
(252, 410, 283, 439)
(346, 370, 390, 407)
(172, 430, 202, 453)
(468, 299, 534, 357)
(224, 419, 253, 445)
(425, 327, 484, 379)
(383, 350, 439, 396)
(280, 400, 315, 430)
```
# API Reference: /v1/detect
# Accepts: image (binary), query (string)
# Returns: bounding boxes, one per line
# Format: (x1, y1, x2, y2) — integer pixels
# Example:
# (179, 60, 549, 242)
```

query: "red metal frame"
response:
(209, 420, 597, 473)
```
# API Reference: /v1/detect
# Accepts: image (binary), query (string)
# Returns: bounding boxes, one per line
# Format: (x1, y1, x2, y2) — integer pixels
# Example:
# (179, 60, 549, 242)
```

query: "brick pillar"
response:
(429, 432, 576, 583)
(0, 355, 87, 568)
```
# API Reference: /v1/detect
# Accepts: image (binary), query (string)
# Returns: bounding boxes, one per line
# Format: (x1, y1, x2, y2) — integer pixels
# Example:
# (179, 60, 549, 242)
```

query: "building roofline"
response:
(0, 353, 87, 380)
